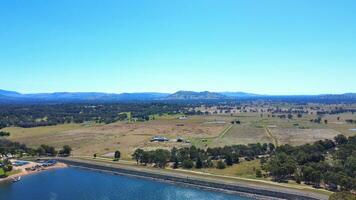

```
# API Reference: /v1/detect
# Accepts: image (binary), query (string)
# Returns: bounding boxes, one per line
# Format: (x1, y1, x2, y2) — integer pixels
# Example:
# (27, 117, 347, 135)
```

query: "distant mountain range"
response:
(0, 89, 169, 102)
(166, 91, 227, 100)
(0, 89, 355, 103)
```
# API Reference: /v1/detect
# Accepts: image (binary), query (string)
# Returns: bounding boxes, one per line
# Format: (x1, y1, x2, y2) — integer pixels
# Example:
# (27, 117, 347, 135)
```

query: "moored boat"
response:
(12, 176, 21, 182)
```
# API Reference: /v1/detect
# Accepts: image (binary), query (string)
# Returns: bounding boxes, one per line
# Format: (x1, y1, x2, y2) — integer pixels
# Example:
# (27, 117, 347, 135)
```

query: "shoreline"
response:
(0, 162, 67, 183)
(75, 165, 281, 200)
(57, 158, 327, 200)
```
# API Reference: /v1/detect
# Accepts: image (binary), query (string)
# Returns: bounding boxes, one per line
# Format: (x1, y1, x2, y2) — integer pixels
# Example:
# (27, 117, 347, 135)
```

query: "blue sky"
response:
(0, 0, 355, 94)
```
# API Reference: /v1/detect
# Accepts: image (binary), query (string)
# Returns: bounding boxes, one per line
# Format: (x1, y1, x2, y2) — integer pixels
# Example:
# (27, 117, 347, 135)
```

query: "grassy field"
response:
(3, 116, 227, 159)
(2, 111, 352, 199)
(195, 159, 262, 179)
(0, 168, 21, 177)
(2, 113, 355, 159)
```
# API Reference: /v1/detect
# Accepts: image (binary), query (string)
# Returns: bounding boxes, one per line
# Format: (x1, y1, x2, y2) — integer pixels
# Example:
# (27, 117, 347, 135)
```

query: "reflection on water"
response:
(0, 168, 252, 200)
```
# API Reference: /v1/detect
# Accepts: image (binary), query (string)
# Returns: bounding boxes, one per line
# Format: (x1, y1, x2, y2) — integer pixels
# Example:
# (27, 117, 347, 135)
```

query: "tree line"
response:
(132, 143, 275, 169)
(264, 134, 356, 192)
(131, 135, 356, 193)
(0, 103, 186, 128)
(0, 131, 10, 137)
(0, 138, 72, 157)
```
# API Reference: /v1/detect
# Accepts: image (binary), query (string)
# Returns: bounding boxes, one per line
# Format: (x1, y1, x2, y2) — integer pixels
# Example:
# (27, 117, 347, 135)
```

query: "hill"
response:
(0, 89, 355, 103)
(0, 90, 169, 103)
(220, 92, 261, 98)
(165, 91, 228, 100)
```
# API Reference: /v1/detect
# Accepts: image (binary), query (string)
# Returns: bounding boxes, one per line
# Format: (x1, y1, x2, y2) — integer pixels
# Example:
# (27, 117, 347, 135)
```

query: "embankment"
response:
(57, 158, 327, 200)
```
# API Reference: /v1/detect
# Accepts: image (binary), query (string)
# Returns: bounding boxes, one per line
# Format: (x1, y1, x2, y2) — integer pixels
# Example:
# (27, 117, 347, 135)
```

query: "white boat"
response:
(12, 176, 21, 182)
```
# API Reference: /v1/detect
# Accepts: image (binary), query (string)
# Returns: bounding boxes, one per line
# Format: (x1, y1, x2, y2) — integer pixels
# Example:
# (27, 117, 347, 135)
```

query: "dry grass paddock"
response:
(3, 112, 355, 159)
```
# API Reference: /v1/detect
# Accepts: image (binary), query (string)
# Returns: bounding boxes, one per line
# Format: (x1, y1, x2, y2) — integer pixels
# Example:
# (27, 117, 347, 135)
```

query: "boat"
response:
(12, 176, 21, 182)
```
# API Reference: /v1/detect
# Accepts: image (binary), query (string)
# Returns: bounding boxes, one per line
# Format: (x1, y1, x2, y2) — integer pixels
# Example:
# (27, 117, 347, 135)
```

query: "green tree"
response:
(267, 152, 296, 181)
(225, 153, 233, 166)
(216, 160, 226, 169)
(153, 149, 170, 168)
(345, 155, 356, 177)
(132, 149, 144, 164)
(59, 145, 72, 156)
(195, 156, 203, 169)
(302, 165, 321, 185)
(114, 150, 121, 161)
(182, 159, 194, 169)
(335, 134, 348, 145)
(256, 169, 262, 178)
(170, 147, 178, 162)
(37, 146, 46, 156)
(189, 146, 199, 160)
(141, 151, 151, 165)
(329, 192, 356, 200)
(173, 157, 179, 169)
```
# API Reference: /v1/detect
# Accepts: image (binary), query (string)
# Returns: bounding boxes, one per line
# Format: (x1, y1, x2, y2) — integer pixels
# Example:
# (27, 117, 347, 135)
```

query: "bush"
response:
(216, 160, 226, 169)
(182, 159, 194, 169)
(195, 157, 203, 169)
(204, 159, 214, 168)
(329, 192, 356, 200)
(256, 169, 262, 178)
(114, 150, 121, 161)
(225, 153, 233, 166)
(0, 131, 10, 137)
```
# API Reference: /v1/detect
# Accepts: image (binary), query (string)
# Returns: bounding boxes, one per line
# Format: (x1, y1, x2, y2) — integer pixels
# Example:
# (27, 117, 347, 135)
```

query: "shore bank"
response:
(0, 161, 67, 183)
(57, 158, 327, 200)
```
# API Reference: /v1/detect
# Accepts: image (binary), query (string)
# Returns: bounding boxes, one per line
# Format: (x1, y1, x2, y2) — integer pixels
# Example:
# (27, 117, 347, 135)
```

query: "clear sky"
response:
(0, 0, 355, 94)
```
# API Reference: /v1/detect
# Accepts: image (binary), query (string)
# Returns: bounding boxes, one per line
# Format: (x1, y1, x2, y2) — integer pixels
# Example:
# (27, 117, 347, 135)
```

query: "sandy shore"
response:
(0, 160, 67, 183)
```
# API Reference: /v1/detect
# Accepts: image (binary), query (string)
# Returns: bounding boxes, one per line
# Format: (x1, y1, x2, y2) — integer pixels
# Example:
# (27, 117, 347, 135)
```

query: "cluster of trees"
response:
(317, 108, 356, 115)
(0, 158, 13, 177)
(0, 131, 10, 137)
(345, 119, 356, 124)
(0, 139, 72, 177)
(264, 135, 356, 192)
(132, 143, 275, 169)
(36, 144, 72, 157)
(132, 149, 171, 168)
(132, 136, 356, 193)
(0, 103, 185, 128)
(309, 117, 329, 124)
(230, 119, 241, 124)
(0, 139, 29, 156)
(0, 138, 72, 157)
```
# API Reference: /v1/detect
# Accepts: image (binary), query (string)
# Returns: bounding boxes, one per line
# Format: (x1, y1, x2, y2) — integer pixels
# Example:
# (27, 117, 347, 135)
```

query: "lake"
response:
(0, 168, 253, 200)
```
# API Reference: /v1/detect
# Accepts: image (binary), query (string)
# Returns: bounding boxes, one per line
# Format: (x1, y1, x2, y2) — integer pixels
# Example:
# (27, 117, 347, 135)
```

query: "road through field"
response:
(219, 124, 233, 139)
(265, 128, 279, 147)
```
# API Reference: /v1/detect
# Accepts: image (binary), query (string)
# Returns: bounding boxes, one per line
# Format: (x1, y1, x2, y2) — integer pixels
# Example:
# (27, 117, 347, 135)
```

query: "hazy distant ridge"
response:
(166, 91, 227, 100)
(0, 89, 355, 103)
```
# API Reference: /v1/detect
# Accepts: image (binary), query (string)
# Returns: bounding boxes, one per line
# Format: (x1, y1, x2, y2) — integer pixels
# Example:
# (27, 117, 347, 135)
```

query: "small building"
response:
(150, 136, 169, 142)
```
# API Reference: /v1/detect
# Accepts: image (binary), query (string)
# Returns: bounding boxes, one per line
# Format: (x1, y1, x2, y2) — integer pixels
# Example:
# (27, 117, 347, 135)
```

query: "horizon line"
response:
(1, 89, 354, 96)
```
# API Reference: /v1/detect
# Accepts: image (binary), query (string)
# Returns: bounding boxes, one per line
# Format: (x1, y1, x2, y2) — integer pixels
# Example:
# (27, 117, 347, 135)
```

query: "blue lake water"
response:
(0, 168, 253, 200)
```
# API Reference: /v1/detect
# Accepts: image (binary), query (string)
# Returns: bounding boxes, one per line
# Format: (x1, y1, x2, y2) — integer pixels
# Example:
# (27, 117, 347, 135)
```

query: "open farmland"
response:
(3, 111, 355, 159)
(268, 128, 340, 146)
(4, 116, 227, 159)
